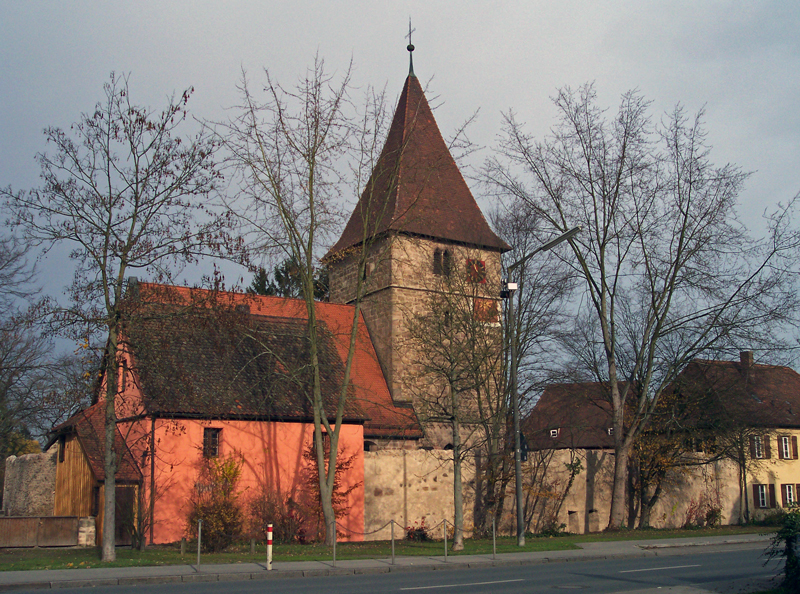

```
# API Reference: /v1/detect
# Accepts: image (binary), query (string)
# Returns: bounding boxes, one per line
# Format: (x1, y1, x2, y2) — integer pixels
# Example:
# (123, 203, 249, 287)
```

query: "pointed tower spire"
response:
(407, 19, 415, 77)
(327, 54, 510, 257)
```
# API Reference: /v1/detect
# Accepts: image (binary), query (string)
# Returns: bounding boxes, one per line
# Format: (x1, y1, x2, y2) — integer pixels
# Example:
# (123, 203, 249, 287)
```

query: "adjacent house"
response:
(523, 352, 800, 532)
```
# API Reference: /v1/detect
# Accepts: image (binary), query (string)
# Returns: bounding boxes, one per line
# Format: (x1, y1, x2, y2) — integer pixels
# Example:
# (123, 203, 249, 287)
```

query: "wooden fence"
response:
(0, 516, 80, 547)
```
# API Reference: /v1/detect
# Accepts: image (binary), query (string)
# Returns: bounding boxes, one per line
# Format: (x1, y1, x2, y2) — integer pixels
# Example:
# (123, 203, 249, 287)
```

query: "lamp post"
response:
(502, 225, 581, 546)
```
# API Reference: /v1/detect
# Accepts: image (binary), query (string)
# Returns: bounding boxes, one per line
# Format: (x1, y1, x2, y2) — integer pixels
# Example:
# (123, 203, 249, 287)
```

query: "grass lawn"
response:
(0, 524, 772, 572)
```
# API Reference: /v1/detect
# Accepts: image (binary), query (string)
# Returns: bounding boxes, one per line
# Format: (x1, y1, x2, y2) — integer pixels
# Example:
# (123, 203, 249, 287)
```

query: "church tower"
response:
(326, 46, 509, 409)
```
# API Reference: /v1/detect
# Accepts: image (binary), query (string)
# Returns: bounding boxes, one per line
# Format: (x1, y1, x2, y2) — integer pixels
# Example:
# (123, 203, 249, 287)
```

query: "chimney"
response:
(126, 276, 140, 299)
(740, 351, 754, 369)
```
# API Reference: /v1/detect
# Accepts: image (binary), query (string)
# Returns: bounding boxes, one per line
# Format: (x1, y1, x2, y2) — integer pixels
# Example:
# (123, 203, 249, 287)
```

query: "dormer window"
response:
(607, 427, 614, 436)
(434, 249, 451, 277)
(550, 428, 559, 439)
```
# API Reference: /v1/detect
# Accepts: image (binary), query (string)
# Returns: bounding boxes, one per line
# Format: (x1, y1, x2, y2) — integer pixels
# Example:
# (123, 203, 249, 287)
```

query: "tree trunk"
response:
(608, 442, 629, 530)
(451, 417, 464, 551)
(738, 451, 748, 524)
(627, 460, 639, 529)
(101, 327, 119, 561)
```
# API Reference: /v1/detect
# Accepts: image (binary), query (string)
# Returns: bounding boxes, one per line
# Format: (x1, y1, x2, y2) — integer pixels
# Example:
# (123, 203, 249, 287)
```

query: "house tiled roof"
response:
(131, 284, 422, 439)
(523, 382, 616, 451)
(128, 307, 366, 422)
(327, 73, 510, 257)
(674, 357, 800, 429)
(525, 353, 800, 451)
(48, 404, 142, 484)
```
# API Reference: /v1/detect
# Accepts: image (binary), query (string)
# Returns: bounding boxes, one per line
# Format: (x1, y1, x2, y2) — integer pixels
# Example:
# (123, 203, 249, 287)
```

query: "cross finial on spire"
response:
(407, 19, 416, 77)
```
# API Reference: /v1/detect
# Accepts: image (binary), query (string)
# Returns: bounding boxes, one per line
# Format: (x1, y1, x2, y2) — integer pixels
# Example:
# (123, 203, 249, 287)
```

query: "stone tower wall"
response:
(327, 234, 503, 406)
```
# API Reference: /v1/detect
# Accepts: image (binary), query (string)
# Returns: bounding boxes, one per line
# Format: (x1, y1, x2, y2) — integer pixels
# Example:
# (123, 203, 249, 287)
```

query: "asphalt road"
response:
(11, 547, 780, 594)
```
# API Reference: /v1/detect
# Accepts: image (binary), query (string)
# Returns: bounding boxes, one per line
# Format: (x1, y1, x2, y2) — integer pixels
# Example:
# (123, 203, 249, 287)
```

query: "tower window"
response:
(466, 259, 486, 283)
(362, 262, 374, 281)
(474, 298, 499, 323)
(434, 249, 451, 276)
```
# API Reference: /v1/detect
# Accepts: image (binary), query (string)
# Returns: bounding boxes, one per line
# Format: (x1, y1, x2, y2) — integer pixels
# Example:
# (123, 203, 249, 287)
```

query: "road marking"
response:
(620, 564, 701, 573)
(400, 579, 525, 590)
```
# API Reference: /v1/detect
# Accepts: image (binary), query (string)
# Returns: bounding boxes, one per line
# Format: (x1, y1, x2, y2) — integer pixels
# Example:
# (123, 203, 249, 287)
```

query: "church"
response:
(4, 47, 511, 546)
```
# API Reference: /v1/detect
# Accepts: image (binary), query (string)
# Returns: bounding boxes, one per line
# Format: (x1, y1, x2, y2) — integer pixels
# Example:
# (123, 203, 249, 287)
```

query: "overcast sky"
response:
(2, 0, 799, 297)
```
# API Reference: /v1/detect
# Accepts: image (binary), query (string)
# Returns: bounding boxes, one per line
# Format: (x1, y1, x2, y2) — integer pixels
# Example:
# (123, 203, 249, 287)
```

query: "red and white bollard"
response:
(266, 524, 273, 571)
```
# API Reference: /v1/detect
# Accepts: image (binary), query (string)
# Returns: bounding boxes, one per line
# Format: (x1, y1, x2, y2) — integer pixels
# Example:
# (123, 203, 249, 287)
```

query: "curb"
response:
(0, 538, 770, 591)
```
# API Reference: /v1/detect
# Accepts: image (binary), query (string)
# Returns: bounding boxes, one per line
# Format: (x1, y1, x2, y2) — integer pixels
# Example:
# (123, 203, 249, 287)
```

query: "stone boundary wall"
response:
(364, 449, 476, 541)
(365, 447, 748, 540)
(535, 449, 743, 533)
(3, 450, 57, 517)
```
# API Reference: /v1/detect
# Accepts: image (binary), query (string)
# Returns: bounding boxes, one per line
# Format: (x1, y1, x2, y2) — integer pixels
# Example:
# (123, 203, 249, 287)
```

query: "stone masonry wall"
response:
(328, 234, 503, 406)
(532, 449, 744, 534)
(363, 449, 476, 541)
(2, 449, 57, 517)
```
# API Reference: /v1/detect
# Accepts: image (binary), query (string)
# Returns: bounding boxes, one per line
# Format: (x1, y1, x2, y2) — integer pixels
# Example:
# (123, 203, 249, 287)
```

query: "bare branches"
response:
(2, 73, 226, 560)
(218, 57, 392, 546)
(486, 82, 798, 529)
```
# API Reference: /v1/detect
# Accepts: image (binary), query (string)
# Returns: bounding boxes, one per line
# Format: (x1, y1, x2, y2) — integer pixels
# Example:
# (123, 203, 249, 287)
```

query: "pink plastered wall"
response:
(132, 418, 364, 544)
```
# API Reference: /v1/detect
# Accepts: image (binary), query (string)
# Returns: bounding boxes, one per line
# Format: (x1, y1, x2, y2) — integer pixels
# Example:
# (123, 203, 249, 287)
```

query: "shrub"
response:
(187, 454, 244, 552)
(301, 441, 362, 541)
(248, 491, 307, 544)
(188, 498, 243, 553)
(765, 507, 800, 591)
(406, 517, 430, 541)
(683, 495, 722, 529)
(536, 522, 568, 537)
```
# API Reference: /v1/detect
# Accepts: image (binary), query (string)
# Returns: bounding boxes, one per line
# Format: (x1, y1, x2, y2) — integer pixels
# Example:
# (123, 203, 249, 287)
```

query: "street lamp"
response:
(501, 225, 581, 546)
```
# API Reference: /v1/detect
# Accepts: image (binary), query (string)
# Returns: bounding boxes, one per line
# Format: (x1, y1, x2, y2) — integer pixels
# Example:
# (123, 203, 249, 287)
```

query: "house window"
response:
(781, 436, 791, 460)
(783, 484, 797, 507)
(465, 259, 486, 283)
(752, 435, 764, 459)
(203, 428, 221, 458)
(433, 249, 451, 277)
(779, 435, 798, 460)
(754, 483, 776, 509)
(474, 298, 499, 323)
(550, 428, 559, 439)
(757, 484, 768, 508)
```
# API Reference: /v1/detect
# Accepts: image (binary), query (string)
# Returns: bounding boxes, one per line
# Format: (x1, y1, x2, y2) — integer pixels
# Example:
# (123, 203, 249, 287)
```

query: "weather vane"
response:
(407, 18, 416, 75)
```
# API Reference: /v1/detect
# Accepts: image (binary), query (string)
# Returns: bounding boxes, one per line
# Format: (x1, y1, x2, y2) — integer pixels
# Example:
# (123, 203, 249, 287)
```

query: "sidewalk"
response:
(0, 532, 774, 592)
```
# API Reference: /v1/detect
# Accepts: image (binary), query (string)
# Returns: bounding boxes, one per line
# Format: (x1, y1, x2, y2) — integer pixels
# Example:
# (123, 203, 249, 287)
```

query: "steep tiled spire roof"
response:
(327, 73, 510, 256)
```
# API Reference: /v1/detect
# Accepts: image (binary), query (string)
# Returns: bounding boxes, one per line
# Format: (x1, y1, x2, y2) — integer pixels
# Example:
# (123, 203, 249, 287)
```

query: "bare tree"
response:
(219, 57, 394, 545)
(0, 235, 94, 504)
(485, 83, 796, 529)
(3, 73, 225, 560)
(401, 252, 503, 550)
